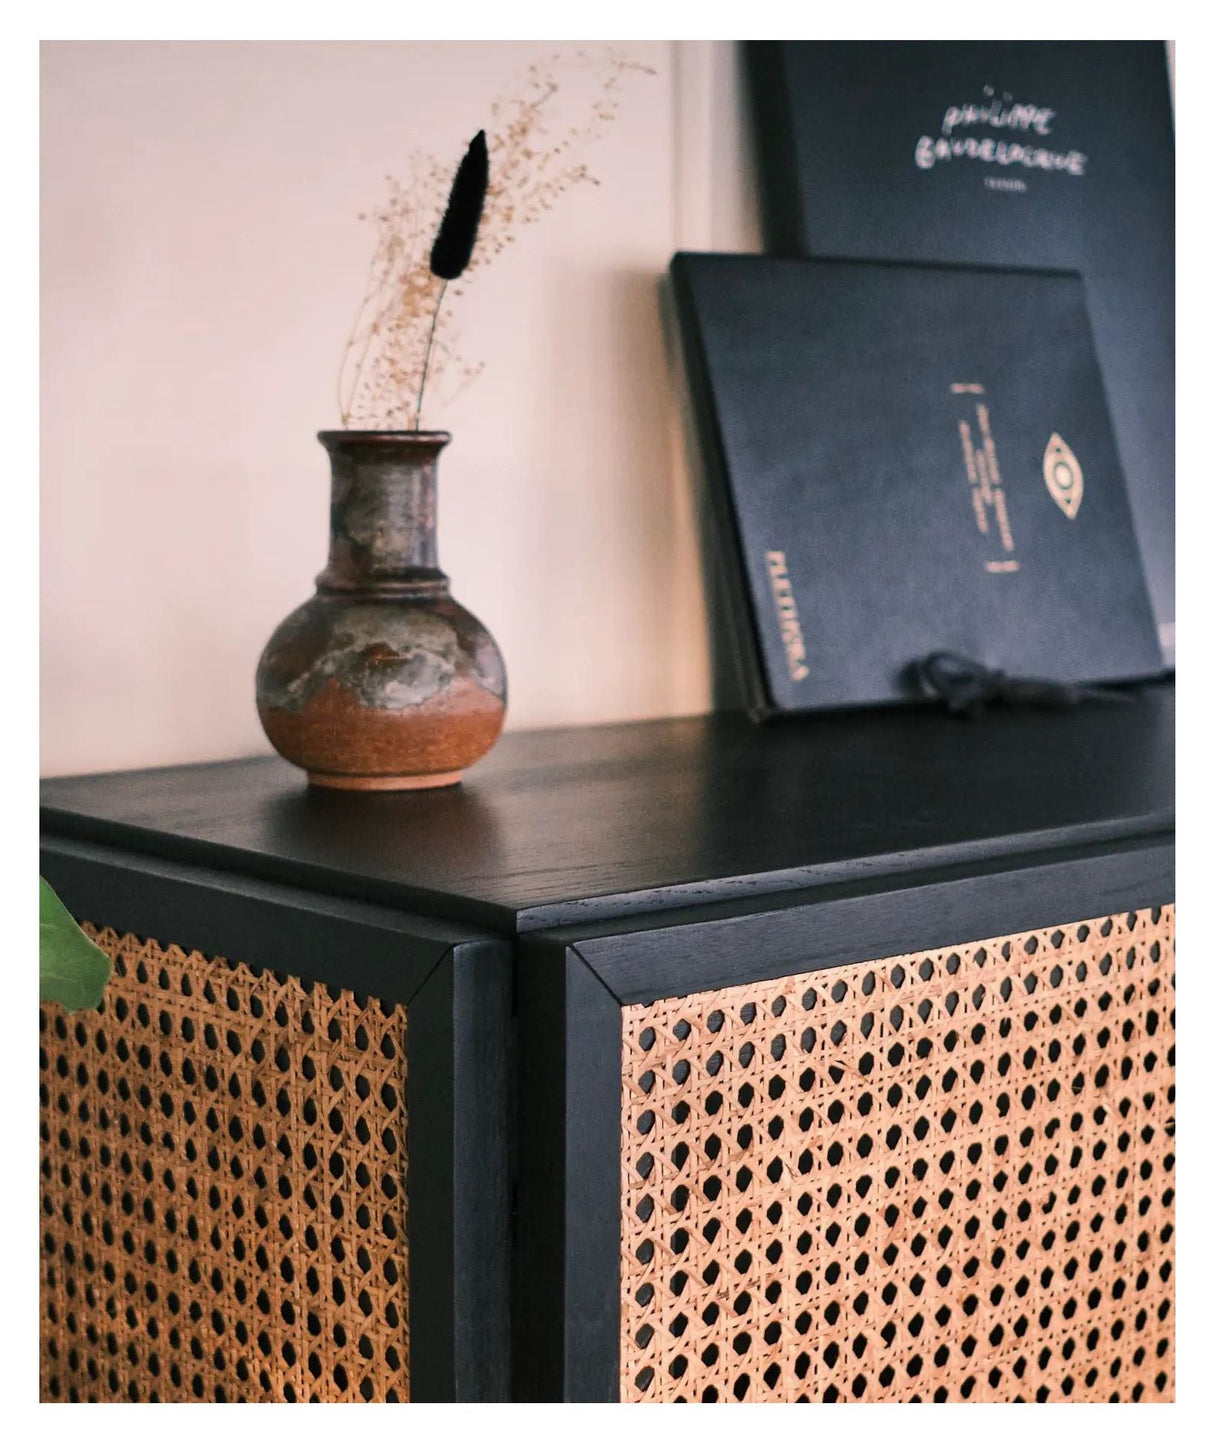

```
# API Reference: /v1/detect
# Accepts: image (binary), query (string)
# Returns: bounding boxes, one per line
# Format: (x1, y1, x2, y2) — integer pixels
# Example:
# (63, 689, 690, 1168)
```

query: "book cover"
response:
(670, 253, 1163, 716)
(747, 41, 1175, 663)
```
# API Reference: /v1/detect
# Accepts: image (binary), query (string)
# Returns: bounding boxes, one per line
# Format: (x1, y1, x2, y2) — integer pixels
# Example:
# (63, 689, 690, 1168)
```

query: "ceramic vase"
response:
(256, 431, 506, 790)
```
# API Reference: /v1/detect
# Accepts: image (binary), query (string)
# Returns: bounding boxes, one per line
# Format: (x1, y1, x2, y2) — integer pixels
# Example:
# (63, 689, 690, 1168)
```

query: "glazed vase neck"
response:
(315, 431, 451, 596)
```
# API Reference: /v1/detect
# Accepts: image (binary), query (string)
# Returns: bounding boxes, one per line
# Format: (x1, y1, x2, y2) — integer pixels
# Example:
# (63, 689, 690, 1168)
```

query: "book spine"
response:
(745, 42, 808, 257)
(668, 255, 780, 721)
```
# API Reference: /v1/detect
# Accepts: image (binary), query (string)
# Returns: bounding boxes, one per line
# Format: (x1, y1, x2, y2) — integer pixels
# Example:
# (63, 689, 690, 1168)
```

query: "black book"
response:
(670, 252, 1162, 716)
(748, 41, 1175, 664)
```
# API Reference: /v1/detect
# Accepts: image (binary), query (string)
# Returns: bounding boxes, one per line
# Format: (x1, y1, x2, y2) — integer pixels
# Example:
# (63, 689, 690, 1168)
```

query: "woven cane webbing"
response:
(621, 908, 1175, 1403)
(39, 927, 409, 1402)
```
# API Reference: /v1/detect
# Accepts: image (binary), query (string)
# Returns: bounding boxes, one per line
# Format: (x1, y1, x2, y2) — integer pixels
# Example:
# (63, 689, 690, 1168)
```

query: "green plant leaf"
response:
(40, 876, 111, 1012)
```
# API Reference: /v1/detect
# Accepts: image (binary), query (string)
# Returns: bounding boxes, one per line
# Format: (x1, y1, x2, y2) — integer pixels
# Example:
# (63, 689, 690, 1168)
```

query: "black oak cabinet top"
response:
(41, 683, 1174, 935)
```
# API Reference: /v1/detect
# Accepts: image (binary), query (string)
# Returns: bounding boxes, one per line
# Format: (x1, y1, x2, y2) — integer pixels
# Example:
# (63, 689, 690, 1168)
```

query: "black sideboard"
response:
(40, 682, 1175, 1402)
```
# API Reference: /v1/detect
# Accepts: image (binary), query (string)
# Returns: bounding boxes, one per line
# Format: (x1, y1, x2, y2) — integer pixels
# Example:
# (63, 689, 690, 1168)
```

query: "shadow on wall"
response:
(516, 262, 711, 728)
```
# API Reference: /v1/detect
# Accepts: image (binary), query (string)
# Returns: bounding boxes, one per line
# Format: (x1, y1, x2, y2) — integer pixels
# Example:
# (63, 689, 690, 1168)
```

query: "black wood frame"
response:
(514, 834, 1175, 1402)
(39, 834, 513, 1403)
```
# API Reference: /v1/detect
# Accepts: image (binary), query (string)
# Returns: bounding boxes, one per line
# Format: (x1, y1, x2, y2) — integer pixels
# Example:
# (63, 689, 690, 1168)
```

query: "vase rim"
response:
(318, 429, 451, 447)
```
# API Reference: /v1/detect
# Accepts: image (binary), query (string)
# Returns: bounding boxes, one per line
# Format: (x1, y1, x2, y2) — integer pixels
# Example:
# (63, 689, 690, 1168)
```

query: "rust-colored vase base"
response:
(307, 769, 464, 792)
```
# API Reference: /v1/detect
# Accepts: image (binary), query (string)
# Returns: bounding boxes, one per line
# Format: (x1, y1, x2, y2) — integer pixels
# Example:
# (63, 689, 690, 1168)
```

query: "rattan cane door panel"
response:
(39, 927, 410, 1403)
(620, 907, 1175, 1403)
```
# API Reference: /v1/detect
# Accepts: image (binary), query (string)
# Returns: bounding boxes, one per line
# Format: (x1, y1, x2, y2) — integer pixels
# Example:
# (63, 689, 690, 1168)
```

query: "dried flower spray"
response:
(415, 129, 489, 430)
(338, 49, 655, 431)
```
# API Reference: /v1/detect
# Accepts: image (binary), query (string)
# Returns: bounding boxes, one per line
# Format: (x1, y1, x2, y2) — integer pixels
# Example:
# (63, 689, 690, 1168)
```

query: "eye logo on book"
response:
(1043, 433, 1084, 518)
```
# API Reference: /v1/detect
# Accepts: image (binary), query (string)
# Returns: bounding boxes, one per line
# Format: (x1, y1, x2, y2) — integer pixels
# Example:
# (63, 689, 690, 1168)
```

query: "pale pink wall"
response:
(41, 41, 723, 775)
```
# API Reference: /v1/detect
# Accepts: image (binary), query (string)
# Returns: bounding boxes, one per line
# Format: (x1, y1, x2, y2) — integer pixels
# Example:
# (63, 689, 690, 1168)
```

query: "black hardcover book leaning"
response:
(747, 41, 1175, 664)
(670, 252, 1163, 717)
